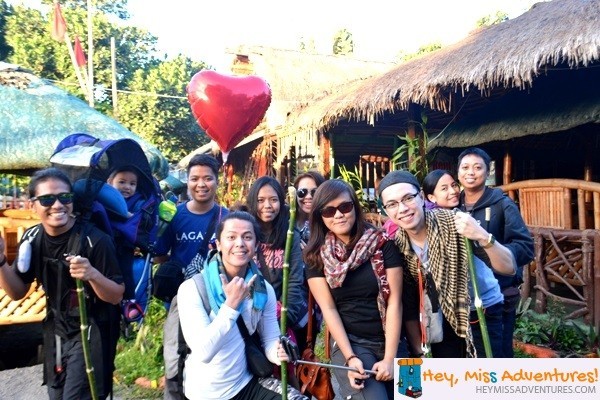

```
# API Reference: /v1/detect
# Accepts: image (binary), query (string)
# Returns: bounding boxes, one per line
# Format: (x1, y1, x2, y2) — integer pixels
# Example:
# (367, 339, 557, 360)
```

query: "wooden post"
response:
(407, 104, 419, 170)
(584, 147, 592, 203)
(320, 132, 331, 178)
(503, 150, 512, 185)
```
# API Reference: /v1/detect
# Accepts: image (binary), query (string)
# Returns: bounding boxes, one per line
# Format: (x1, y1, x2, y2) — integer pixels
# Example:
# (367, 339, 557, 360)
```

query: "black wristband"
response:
(345, 354, 359, 366)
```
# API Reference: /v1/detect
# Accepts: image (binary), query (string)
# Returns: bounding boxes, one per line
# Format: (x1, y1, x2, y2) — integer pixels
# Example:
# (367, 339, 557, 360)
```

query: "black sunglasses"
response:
(321, 201, 354, 218)
(31, 192, 74, 207)
(297, 188, 317, 199)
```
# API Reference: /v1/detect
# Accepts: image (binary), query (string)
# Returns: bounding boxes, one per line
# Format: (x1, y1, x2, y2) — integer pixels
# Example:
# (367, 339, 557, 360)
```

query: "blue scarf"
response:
(203, 250, 268, 314)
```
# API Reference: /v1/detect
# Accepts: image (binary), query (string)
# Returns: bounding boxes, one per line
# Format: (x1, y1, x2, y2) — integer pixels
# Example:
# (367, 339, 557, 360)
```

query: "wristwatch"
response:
(481, 233, 496, 249)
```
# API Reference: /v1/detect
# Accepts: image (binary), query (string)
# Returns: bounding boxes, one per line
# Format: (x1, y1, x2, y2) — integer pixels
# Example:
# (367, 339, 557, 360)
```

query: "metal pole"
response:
(110, 37, 118, 119)
(87, 0, 94, 107)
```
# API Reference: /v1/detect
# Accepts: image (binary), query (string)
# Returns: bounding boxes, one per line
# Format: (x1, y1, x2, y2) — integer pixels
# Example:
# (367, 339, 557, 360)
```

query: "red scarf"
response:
(320, 228, 391, 330)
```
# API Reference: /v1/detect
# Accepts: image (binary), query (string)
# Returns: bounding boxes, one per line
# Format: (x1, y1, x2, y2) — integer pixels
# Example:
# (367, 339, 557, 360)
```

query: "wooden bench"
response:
(498, 179, 600, 331)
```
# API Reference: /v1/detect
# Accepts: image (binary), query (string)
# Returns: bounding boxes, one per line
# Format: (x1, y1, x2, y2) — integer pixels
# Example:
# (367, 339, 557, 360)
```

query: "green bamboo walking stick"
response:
(76, 279, 99, 400)
(464, 238, 493, 357)
(280, 186, 297, 400)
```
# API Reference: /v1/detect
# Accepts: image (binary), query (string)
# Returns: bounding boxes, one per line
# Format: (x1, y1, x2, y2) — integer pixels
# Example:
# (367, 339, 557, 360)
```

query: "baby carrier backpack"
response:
(50, 133, 163, 323)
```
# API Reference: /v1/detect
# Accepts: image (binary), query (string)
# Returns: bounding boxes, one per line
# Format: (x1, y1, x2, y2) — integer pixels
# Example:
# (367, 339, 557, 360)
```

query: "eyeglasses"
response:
(382, 193, 419, 213)
(297, 188, 317, 199)
(321, 201, 354, 218)
(31, 192, 74, 207)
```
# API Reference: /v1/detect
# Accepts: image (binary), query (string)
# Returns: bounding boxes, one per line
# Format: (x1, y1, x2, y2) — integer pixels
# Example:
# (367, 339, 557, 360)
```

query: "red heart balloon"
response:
(187, 70, 271, 161)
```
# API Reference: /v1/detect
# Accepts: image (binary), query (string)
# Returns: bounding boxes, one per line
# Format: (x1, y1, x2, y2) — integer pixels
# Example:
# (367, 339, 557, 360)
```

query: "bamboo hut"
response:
(277, 0, 600, 329)
(282, 0, 600, 182)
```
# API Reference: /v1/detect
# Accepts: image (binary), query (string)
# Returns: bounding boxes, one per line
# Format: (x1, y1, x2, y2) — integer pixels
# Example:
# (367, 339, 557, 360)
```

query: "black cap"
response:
(378, 171, 420, 197)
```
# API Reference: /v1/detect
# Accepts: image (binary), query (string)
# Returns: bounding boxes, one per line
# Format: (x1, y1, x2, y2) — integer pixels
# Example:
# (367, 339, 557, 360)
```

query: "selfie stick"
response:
(295, 359, 376, 376)
(280, 335, 376, 375)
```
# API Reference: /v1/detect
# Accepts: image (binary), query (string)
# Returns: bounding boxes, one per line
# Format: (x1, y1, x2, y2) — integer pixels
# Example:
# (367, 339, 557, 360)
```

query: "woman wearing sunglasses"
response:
(304, 179, 404, 400)
(246, 176, 309, 368)
(293, 171, 326, 249)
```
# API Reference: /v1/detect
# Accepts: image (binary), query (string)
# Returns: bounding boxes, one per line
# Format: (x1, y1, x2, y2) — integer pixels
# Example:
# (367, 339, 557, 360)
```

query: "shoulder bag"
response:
(236, 316, 274, 378)
(295, 292, 335, 400)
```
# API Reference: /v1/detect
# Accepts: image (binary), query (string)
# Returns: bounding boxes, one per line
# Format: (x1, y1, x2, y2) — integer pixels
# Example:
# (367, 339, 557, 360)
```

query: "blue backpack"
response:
(50, 133, 163, 318)
(50, 133, 162, 252)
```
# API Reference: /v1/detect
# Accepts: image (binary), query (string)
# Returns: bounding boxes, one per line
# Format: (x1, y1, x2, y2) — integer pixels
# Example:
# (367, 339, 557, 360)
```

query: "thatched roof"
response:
(227, 45, 396, 114)
(0, 63, 169, 178)
(284, 0, 600, 139)
(429, 66, 600, 149)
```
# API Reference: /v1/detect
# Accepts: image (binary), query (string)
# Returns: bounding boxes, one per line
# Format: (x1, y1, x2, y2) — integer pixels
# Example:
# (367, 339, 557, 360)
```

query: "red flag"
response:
(74, 35, 87, 67)
(51, 2, 67, 42)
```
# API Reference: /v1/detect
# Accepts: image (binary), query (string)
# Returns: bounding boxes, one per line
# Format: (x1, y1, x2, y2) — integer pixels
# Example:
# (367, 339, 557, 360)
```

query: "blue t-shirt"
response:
(154, 203, 228, 270)
(469, 256, 504, 310)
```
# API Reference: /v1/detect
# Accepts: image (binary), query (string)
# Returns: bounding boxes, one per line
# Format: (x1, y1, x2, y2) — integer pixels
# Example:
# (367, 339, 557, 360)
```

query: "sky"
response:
(126, 0, 539, 70)
(8, 0, 538, 71)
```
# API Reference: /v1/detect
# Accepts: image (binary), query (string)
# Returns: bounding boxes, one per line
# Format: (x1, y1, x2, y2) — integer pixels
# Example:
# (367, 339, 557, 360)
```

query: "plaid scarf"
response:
(395, 209, 471, 339)
(321, 228, 391, 330)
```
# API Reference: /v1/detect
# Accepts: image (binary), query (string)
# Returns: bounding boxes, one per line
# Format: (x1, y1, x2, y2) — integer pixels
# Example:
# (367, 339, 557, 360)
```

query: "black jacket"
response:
(459, 187, 534, 289)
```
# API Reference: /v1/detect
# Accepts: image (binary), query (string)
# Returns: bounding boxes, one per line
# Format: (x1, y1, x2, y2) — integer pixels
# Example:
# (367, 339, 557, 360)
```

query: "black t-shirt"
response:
(17, 223, 122, 339)
(306, 240, 403, 340)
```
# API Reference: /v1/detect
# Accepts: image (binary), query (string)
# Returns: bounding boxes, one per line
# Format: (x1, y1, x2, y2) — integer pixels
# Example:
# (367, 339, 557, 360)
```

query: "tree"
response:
(299, 36, 316, 53)
(2, 1, 207, 161)
(332, 28, 354, 55)
(397, 42, 442, 62)
(0, 1, 13, 60)
(117, 55, 210, 162)
(476, 11, 509, 27)
(41, 0, 131, 20)
(5, 3, 158, 107)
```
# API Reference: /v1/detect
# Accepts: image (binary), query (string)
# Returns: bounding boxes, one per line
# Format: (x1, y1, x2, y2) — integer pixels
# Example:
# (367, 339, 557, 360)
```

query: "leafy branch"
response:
(391, 112, 433, 182)
(337, 165, 370, 212)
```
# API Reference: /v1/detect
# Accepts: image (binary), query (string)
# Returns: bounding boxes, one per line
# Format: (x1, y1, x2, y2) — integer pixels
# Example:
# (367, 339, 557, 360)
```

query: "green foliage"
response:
(332, 28, 354, 56)
(391, 112, 431, 182)
(571, 321, 600, 356)
(114, 297, 167, 384)
(398, 42, 442, 62)
(48, 0, 132, 20)
(5, 4, 158, 102)
(217, 172, 244, 207)
(117, 56, 209, 162)
(0, 173, 30, 197)
(314, 326, 329, 362)
(476, 11, 509, 27)
(514, 300, 586, 354)
(0, 1, 13, 60)
(337, 165, 369, 212)
(3, 2, 202, 161)
(513, 347, 535, 358)
(299, 36, 316, 53)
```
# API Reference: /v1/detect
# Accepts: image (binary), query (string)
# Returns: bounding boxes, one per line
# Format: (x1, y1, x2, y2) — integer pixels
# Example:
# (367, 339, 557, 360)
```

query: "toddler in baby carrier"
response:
(50, 133, 162, 336)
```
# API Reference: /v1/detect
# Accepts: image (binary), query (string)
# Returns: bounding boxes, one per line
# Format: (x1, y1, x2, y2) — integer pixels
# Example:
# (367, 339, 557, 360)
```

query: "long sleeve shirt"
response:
(177, 277, 280, 400)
